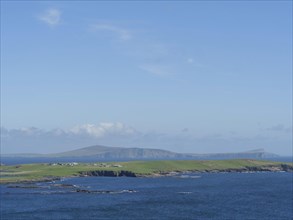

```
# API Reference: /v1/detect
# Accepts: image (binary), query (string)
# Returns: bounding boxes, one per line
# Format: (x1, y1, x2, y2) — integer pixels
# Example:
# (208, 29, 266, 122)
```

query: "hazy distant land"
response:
(2, 145, 280, 160)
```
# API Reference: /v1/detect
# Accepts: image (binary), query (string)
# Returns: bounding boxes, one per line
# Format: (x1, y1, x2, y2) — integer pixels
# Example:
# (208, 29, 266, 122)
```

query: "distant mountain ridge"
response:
(47, 145, 186, 159)
(190, 148, 279, 160)
(3, 145, 279, 160)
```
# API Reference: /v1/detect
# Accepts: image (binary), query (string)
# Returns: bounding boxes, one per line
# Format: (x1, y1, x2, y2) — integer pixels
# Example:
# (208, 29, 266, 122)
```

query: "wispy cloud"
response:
(187, 58, 194, 64)
(186, 58, 204, 68)
(91, 23, 132, 40)
(39, 8, 61, 27)
(0, 123, 139, 153)
(139, 64, 172, 76)
(1, 122, 137, 140)
(70, 122, 137, 138)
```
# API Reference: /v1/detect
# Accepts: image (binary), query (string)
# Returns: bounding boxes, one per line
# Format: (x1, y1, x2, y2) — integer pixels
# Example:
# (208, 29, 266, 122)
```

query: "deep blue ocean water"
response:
(1, 172, 292, 220)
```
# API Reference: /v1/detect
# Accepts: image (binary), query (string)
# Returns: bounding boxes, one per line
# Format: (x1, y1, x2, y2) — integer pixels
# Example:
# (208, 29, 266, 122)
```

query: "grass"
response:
(118, 159, 289, 174)
(0, 159, 291, 183)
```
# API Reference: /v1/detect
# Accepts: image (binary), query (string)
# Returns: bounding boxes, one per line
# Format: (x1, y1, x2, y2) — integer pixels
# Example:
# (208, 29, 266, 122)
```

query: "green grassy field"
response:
(0, 159, 292, 183)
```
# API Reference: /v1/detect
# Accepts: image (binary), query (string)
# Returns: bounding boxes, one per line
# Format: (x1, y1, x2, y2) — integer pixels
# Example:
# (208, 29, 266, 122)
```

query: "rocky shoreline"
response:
(2, 164, 292, 184)
(6, 182, 138, 194)
(4, 167, 292, 191)
(79, 170, 137, 177)
(79, 164, 293, 178)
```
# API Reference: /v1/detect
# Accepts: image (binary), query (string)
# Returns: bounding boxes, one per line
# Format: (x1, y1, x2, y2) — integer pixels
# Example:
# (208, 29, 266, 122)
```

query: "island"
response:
(1, 159, 292, 184)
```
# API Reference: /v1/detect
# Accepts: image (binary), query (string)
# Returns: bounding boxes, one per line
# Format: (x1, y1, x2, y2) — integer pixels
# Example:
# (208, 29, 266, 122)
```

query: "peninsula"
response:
(1, 159, 292, 184)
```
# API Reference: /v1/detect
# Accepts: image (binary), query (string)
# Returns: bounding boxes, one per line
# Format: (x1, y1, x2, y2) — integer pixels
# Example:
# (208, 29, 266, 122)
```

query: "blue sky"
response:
(1, 1, 292, 155)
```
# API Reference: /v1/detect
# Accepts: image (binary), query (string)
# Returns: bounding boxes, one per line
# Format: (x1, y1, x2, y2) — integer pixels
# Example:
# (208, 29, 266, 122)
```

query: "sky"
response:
(1, 1, 292, 155)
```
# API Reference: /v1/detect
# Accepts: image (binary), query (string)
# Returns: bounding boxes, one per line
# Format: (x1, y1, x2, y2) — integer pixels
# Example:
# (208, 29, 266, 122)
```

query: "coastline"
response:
(1, 159, 292, 184)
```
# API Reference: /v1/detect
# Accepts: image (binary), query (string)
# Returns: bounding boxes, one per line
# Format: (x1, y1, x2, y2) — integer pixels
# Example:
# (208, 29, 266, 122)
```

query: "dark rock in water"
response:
(74, 188, 137, 194)
(76, 189, 92, 193)
(8, 184, 41, 189)
(51, 183, 77, 188)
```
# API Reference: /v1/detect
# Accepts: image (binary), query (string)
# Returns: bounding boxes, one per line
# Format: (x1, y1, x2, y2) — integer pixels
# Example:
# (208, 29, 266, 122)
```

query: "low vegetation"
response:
(0, 159, 292, 183)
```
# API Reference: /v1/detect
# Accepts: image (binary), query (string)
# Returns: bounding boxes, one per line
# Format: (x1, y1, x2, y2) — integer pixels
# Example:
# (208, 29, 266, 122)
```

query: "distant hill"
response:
(190, 148, 279, 160)
(2, 145, 279, 160)
(47, 145, 188, 159)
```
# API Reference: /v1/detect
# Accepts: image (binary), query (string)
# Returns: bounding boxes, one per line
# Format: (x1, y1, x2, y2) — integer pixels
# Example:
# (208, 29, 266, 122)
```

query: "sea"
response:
(1, 172, 292, 220)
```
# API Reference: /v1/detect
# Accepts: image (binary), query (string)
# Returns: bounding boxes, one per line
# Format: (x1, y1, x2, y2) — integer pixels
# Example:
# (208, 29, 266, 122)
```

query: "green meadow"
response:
(1, 159, 292, 183)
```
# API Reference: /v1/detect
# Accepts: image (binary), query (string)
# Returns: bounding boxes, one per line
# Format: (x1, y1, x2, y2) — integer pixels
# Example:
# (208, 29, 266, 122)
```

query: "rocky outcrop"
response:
(7, 184, 42, 189)
(199, 164, 293, 173)
(75, 189, 137, 194)
(79, 164, 293, 178)
(280, 164, 293, 171)
(243, 164, 293, 172)
(79, 170, 137, 177)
